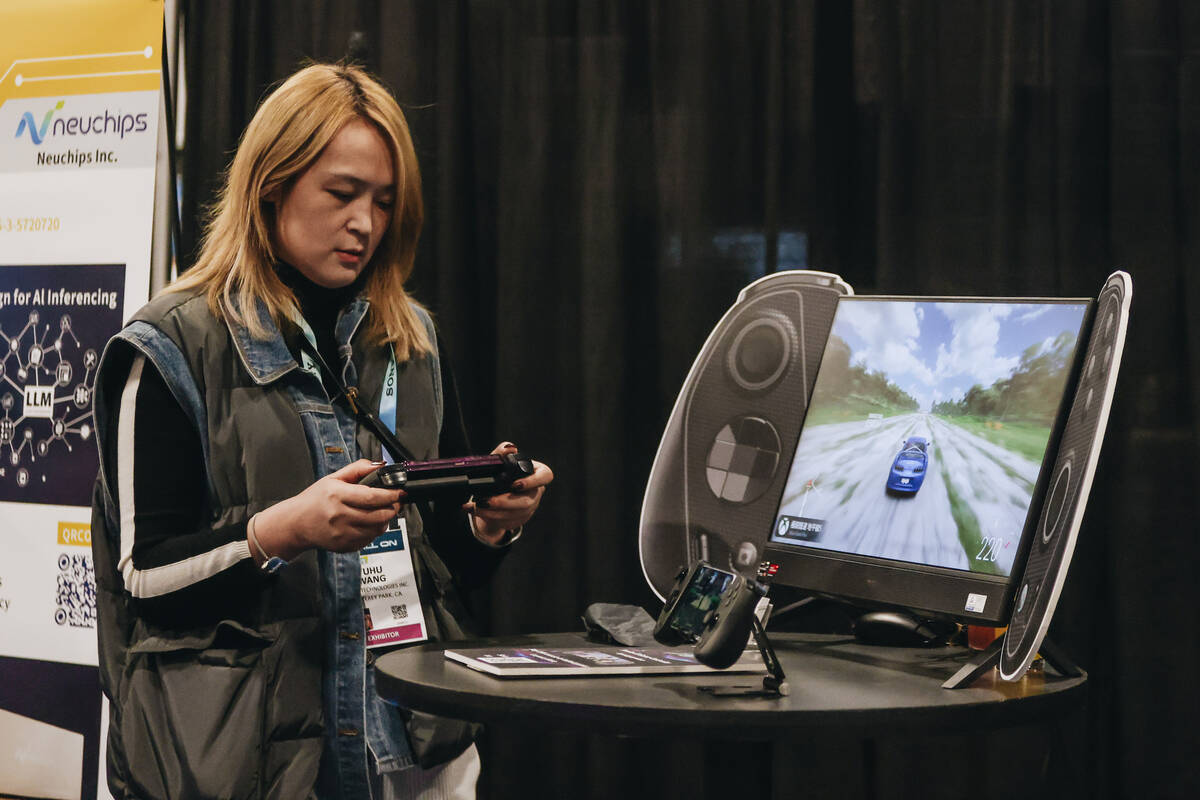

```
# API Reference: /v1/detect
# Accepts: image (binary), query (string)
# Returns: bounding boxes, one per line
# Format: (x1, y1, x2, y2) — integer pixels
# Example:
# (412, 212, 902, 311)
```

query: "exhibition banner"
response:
(0, 1, 162, 797)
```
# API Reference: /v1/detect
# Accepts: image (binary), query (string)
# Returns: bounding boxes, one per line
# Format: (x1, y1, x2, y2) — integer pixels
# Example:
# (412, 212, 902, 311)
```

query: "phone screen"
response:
(665, 565, 737, 642)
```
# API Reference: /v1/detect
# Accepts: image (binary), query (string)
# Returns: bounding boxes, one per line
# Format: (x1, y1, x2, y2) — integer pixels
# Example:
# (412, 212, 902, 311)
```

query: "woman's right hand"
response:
(249, 459, 404, 562)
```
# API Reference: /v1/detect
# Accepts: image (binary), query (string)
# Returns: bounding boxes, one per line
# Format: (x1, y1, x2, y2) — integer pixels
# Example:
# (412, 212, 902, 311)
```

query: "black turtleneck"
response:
(102, 272, 498, 627)
(275, 262, 363, 381)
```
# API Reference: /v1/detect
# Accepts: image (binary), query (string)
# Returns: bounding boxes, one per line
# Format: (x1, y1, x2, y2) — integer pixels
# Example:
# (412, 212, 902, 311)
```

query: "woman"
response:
(90, 63, 552, 799)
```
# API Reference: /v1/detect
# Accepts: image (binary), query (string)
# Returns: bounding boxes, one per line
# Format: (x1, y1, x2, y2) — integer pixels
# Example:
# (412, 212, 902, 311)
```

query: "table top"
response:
(374, 632, 1087, 740)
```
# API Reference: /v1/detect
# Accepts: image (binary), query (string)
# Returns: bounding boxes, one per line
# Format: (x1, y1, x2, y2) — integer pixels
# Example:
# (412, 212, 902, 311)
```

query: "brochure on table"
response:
(446, 644, 766, 677)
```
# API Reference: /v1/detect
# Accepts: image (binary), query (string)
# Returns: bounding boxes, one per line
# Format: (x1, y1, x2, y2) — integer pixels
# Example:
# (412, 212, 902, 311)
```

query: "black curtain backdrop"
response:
(179, 2, 1198, 799)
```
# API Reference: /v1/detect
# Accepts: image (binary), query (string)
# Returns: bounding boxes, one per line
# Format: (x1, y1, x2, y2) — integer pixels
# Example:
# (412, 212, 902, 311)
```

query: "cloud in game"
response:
(827, 299, 1089, 413)
(837, 301, 937, 407)
(933, 303, 1020, 394)
(1014, 305, 1051, 323)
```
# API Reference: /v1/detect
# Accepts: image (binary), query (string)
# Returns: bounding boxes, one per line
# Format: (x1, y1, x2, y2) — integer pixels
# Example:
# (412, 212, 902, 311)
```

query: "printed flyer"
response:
(445, 645, 767, 677)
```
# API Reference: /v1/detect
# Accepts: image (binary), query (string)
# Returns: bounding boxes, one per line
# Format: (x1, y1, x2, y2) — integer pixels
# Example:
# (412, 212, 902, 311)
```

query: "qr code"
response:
(55, 552, 96, 628)
(391, 604, 408, 620)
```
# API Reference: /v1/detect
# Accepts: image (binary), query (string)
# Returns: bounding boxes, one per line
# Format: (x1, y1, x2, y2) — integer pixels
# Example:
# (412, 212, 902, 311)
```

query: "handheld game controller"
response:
(359, 453, 535, 499)
(652, 561, 740, 646)
(694, 576, 767, 669)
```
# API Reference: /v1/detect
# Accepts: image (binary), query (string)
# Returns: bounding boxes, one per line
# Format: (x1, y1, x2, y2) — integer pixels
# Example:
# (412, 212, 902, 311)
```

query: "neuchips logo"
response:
(14, 99, 149, 145)
(14, 100, 64, 145)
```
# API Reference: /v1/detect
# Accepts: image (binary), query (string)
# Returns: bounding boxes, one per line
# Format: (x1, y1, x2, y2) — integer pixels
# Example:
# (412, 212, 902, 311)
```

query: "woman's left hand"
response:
(466, 441, 553, 545)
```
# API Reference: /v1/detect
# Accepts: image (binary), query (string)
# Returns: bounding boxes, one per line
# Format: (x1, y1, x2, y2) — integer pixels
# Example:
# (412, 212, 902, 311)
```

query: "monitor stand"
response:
(942, 635, 1081, 689)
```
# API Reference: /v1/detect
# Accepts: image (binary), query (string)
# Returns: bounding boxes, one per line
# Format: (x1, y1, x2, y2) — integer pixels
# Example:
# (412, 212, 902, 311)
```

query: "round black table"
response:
(374, 631, 1087, 741)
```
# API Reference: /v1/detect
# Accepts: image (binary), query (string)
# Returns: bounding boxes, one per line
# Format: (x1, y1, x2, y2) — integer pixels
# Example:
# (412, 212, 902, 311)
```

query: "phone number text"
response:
(1, 217, 62, 233)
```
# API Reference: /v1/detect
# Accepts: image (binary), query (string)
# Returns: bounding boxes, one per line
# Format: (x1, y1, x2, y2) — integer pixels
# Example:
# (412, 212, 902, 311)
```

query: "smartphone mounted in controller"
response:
(654, 561, 788, 697)
(360, 453, 535, 499)
(653, 561, 740, 646)
(291, 332, 537, 502)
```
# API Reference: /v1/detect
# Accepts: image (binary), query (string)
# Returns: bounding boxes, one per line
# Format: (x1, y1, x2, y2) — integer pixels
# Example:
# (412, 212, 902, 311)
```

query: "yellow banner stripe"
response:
(0, 1, 163, 102)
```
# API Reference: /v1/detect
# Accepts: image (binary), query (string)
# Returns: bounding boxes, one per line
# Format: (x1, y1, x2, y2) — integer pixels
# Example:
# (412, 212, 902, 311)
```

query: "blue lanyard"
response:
(378, 356, 398, 463)
(294, 315, 400, 463)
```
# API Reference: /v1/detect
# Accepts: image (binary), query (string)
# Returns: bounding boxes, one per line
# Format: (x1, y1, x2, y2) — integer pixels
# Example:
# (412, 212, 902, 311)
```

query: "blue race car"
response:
(886, 437, 929, 495)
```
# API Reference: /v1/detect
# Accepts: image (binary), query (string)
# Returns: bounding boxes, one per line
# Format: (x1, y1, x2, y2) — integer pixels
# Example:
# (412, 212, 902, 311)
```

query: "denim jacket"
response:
(92, 287, 446, 799)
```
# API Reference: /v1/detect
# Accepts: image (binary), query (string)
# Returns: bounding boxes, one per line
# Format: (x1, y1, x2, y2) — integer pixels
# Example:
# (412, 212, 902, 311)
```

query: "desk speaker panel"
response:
(999, 271, 1132, 680)
(639, 270, 852, 599)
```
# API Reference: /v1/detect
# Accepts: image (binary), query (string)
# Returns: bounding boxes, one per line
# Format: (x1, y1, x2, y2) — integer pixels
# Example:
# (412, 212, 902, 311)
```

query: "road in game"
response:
(778, 412, 1040, 576)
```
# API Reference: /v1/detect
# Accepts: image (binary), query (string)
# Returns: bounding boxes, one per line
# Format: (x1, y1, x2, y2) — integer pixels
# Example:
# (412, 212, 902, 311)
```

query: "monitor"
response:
(762, 296, 1093, 624)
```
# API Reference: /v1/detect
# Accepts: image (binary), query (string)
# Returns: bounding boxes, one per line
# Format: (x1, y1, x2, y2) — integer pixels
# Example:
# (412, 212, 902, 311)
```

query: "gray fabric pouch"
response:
(581, 603, 659, 647)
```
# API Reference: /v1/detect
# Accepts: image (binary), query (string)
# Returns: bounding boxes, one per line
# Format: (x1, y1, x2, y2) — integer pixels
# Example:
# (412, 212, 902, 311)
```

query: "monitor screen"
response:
(764, 297, 1091, 622)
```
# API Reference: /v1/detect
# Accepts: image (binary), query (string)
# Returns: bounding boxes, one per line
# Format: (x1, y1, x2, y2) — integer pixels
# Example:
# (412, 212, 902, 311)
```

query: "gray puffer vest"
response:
(91, 287, 443, 799)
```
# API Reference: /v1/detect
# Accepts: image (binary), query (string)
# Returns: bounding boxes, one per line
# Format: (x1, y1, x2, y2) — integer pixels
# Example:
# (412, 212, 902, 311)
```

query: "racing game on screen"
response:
(770, 299, 1089, 577)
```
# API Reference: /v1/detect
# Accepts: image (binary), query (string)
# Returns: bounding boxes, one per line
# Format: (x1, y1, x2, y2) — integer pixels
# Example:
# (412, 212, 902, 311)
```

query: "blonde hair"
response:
(170, 63, 431, 359)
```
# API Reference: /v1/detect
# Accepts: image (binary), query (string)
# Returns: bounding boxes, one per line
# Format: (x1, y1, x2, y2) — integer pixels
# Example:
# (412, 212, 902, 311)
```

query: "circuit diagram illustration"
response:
(1, 310, 98, 487)
(0, 264, 124, 506)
